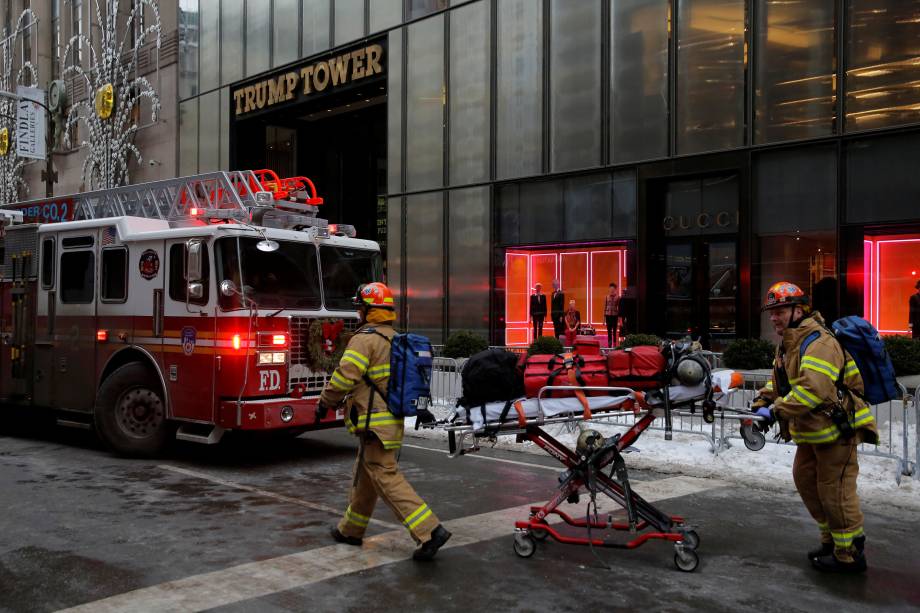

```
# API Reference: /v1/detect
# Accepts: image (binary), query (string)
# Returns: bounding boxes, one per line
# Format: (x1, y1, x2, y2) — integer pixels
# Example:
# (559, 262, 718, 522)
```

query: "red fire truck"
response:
(0, 170, 381, 456)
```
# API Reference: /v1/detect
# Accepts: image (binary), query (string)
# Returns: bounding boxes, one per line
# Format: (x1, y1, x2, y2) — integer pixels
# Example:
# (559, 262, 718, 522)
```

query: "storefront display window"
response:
(504, 245, 630, 346)
(550, 0, 602, 172)
(449, 0, 490, 186)
(677, 0, 746, 155)
(846, 0, 920, 132)
(754, 0, 835, 143)
(611, 0, 669, 163)
(496, 0, 543, 179)
(864, 235, 920, 335)
(406, 14, 445, 191)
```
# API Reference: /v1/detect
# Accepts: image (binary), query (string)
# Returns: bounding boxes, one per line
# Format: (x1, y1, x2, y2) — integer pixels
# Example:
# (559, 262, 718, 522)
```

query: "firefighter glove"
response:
(753, 406, 775, 432)
(315, 400, 330, 423)
(414, 408, 436, 430)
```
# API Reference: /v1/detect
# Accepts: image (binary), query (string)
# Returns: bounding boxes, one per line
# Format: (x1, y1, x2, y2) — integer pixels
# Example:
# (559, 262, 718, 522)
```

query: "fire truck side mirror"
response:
(186, 239, 204, 283)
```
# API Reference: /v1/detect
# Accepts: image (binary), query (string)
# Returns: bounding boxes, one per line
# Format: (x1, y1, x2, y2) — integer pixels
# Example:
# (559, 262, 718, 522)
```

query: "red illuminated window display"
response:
(505, 245, 628, 346)
(864, 234, 920, 335)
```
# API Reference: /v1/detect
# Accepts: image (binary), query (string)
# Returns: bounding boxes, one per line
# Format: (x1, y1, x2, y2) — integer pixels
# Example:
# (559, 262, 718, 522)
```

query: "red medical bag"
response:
(607, 346, 666, 390)
(524, 353, 609, 398)
(574, 337, 601, 356)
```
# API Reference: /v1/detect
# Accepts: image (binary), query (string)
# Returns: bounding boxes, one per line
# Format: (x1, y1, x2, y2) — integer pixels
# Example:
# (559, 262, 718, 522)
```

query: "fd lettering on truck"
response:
(0, 170, 382, 456)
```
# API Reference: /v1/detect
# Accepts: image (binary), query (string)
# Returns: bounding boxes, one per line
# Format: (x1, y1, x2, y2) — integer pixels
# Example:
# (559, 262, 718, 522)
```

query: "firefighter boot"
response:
(808, 535, 863, 561)
(811, 549, 867, 574)
(412, 524, 451, 561)
(330, 526, 363, 547)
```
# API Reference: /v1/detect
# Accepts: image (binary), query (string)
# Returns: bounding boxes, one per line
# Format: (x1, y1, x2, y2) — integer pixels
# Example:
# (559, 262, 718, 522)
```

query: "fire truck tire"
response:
(95, 362, 171, 457)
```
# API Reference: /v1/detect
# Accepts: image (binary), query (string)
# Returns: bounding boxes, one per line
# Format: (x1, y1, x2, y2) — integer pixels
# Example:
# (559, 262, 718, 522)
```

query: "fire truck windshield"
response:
(320, 246, 383, 310)
(216, 237, 322, 310)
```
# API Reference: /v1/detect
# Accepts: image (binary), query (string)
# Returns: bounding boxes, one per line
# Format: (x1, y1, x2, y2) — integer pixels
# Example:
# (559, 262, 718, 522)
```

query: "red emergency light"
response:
(96, 330, 108, 342)
(272, 333, 287, 347)
(232, 334, 242, 351)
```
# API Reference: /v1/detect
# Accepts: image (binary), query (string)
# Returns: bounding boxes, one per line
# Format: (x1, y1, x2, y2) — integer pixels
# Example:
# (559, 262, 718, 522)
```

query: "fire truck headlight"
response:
(280, 405, 294, 423)
(272, 352, 287, 364)
(258, 352, 273, 365)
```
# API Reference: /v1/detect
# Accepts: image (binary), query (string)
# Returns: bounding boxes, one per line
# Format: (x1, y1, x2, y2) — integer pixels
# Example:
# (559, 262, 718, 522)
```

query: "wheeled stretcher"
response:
(426, 370, 765, 572)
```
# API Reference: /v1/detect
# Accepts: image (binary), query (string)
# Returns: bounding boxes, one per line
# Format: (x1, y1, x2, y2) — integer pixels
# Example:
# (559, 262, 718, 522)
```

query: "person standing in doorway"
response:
(564, 299, 581, 347)
(530, 283, 547, 340)
(551, 280, 565, 341)
(604, 283, 621, 348)
(910, 279, 920, 339)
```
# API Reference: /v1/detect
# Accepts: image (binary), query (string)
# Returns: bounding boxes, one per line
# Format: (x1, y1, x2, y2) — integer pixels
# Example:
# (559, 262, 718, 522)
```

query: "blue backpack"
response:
(363, 330, 433, 417)
(799, 316, 900, 405)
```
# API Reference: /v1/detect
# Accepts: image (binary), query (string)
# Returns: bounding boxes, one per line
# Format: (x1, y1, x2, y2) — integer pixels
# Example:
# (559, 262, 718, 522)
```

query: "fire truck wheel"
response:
(95, 362, 171, 457)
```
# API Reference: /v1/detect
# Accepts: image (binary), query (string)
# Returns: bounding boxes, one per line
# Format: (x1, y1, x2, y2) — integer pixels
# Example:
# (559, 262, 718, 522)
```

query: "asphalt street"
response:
(1, 410, 918, 613)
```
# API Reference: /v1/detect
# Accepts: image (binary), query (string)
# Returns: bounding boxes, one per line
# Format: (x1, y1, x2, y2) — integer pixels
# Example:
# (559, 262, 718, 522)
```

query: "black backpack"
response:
(458, 349, 525, 409)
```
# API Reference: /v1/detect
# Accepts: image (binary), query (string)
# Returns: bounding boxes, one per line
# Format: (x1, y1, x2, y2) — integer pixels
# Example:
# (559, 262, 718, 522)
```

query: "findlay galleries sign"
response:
(233, 44, 385, 117)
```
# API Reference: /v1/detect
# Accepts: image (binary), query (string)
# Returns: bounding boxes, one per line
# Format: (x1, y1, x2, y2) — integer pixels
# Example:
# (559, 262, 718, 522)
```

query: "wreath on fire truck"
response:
(305, 319, 352, 373)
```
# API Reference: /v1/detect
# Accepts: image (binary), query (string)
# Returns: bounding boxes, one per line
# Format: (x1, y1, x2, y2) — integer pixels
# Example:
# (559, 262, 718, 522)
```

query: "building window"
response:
(448, 187, 490, 338)
(550, 0, 602, 172)
(846, 0, 920, 132)
(71, 0, 83, 66)
(179, 99, 198, 175)
(449, 0, 490, 186)
(198, 90, 220, 172)
(496, 0, 543, 179)
(370, 0, 402, 33)
(406, 14, 445, 191)
(221, 0, 244, 85)
(754, 0, 835, 143)
(245, 0, 270, 77)
(169, 243, 209, 305)
(101, 248, 128, 303)
(387, 28, 403, 194)
(60, 251, 94, 304)
(51, 0, 61, 80)
(199, 0, 219, 93)
(754, 147, 837, 336)
(409, 0, 448, 21)
(273, 0, 299, 67)
(178, 0, 199, 98)
(676, 0, 746, 155)
(335, 0, 365, 46)
(845, 132, 920, 224)
(302, 0, 331, 57)
(385, 197, 403, 313)
(405, 192, 444, 342)
(611, 0, 669, 163)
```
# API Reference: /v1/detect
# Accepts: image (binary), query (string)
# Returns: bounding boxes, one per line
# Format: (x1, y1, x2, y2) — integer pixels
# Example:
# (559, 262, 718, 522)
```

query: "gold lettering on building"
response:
(233, 44, 386, 117)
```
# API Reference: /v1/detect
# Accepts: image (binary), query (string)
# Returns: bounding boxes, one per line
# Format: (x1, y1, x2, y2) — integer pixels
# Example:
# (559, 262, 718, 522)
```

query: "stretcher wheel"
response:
(674, 549, 699, 572)
(679, 530, 700, 551)
(513, 533, 537, 558)
(703, 408, 715, 424)
(740, 424, 766, 451)
(530, 527, 549, 541)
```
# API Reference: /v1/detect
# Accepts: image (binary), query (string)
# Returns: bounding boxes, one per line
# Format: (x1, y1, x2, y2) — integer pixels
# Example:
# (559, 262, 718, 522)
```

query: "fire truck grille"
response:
(288, 317, 361, 394)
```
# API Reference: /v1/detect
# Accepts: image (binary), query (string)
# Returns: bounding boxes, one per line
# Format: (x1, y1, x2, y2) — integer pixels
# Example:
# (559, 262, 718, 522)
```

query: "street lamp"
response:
(0, 88, 57, 198)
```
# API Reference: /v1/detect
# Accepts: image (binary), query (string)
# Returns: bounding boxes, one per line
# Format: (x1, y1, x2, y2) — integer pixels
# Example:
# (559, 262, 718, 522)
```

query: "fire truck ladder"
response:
(1, 170, 322, 227)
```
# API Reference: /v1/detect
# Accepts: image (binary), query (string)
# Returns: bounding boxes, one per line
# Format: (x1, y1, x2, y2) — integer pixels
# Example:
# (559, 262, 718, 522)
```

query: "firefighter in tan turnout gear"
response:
(316, 282, 451, 561)
(753, 282, 878, 573)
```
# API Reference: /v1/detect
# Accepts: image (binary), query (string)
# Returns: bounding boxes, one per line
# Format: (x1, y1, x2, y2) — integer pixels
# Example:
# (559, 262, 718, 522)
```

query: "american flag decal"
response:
(102, 226, 117, 246)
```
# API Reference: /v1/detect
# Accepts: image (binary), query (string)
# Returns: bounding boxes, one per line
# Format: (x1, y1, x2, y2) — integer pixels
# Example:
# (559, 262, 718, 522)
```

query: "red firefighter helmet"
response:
(353, 282, 394, 310)
(761, 281, 809, 312)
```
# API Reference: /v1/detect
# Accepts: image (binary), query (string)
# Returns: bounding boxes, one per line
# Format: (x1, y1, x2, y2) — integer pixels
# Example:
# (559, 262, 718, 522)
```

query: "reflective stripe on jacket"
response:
(757, 312, 878, 445)
(319, 322, 404, 450)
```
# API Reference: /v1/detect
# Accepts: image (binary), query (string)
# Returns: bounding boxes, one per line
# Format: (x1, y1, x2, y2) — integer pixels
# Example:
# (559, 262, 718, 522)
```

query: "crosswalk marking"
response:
(57, 476, 725, 613)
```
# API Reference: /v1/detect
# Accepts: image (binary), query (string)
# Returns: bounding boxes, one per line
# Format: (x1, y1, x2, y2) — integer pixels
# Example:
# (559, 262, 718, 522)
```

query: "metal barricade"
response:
(430, 356, 463, 409)
(720, 374, 917, 484)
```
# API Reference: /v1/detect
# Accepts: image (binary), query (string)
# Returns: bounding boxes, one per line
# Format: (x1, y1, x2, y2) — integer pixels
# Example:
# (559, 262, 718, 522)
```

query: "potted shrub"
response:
(722, 338, 775, 370)
(443, 330, 489, 360)
(527, 336, 564, 357)
(619, 334, 662, 349)
(882, 336, 920, 376)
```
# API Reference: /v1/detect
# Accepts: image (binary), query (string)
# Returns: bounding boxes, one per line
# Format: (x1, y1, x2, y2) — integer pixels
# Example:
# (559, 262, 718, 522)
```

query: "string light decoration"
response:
(61, 0, 161, 190)
(0, 10, 38, 205)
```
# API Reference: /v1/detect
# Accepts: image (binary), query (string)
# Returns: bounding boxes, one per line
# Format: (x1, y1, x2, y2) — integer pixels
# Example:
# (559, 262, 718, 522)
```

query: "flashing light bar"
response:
(96, 330, 108, 342)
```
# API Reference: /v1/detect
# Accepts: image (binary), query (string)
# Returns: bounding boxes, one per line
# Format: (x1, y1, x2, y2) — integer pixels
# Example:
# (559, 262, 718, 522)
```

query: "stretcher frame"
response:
(431, 384, 767, 572)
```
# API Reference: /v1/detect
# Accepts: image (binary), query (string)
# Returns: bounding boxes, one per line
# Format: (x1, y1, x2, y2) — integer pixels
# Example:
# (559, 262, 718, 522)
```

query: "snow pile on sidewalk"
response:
(404, 413, 920, 512)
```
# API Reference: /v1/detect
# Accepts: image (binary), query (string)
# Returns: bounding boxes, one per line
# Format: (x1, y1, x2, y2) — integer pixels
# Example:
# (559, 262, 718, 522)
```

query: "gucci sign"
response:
(663, 210, 739, 232)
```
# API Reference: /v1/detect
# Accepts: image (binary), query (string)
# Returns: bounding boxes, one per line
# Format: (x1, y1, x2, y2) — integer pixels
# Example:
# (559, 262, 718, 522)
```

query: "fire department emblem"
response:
(181, 327, 197, 356)
(139, 249, 160, 280)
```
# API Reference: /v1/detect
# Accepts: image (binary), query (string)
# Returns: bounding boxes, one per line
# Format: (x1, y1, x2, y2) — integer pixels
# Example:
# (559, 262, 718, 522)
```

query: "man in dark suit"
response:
(530, 283, 547, 340)
(910, 279, 920, 340)
(551, 279, 565, 340)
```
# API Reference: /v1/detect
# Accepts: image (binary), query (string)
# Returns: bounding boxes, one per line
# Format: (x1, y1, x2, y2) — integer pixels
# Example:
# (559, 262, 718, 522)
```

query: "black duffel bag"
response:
(458, 348, 525, 409)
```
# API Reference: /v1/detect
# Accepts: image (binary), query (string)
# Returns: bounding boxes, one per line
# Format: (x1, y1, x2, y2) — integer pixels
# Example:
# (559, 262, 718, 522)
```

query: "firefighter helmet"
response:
(761, 281, 809, 312)
(576, 428, 605, 457)
(675, 357, 707, 387)
(353, 282, 395, 310)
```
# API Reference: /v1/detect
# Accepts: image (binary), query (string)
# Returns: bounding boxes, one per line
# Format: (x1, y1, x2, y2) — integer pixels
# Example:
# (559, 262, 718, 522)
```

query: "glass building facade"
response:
(178, 0, 920, 347)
